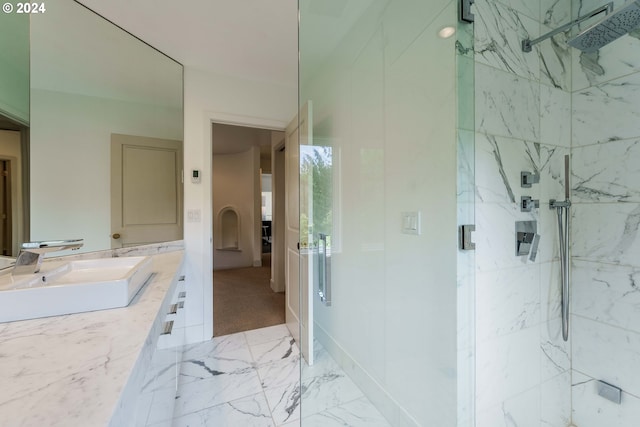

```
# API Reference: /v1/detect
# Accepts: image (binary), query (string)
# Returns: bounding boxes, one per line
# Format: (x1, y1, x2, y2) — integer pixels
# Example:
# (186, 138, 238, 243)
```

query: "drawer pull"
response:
(168, 304, 178, 314)
(178, 292, 186, 299)
(161, 320, 174, 335)
(177, 301, 184, 309)
(178, 275, 185, 281)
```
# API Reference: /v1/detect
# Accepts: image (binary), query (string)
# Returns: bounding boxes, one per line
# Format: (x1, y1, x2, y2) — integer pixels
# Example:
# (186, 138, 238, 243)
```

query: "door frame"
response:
(206, 112, 288, 337)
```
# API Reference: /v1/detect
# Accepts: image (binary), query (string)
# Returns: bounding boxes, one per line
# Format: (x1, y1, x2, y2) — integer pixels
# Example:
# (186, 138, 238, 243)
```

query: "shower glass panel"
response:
(298, 0, 475, 425)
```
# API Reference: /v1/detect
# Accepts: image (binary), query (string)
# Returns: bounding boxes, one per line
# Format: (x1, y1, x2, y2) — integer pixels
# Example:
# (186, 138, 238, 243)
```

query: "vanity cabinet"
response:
(133, 270, 187, 426)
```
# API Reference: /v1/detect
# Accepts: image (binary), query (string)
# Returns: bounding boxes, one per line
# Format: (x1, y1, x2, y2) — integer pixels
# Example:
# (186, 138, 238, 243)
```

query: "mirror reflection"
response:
(0, 0, 184, 255)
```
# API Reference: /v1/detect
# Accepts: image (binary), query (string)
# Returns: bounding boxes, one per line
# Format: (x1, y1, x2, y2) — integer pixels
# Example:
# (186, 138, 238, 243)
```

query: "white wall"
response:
(212, 147, 259, 269)
(182, 66, 296, 342)
(29, 89, 181, 253)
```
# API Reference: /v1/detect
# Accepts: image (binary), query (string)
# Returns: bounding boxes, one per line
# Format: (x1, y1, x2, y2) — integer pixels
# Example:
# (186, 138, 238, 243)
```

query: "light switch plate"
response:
(401, 211, 420, 235)
(187, 209, 201, 223)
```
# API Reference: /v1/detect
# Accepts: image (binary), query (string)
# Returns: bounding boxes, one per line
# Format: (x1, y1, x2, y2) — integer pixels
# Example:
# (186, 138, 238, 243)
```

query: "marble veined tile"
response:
(171, 392, 274, 427)
(542, 0, 571, 27)
(573, 72, 640, 146)
(299, 369, 365, 419)
(540, 317, 570, 381)
(540, 372, 571, 427)
(572, 260, 640, 333)
(572, 138, 640, 202)
(250, 335, 300, 366)
(497, 0, 540, 21)
(476, 266, 541, 342)
(173, 366, 263, 418)
(300, 397, 391, 427)
(245, 324, 293, 346)
(541, 261, 562, 321)
(572, 24, 640, 91)
(571, 202, 640, 266)
(539, 24, 572, 91)
(475, 133, 538, 204)
(572, 315, 640, 398)
(540, 85, 571, 147)
(476, 326, 541, 410)
(475, 384, 540, 427)
(257, 352, 301, 390)
(474, 0, 540, 81)
(178, 346, 254, 386)
(572, 370, 640, 427)
(181, 331, 248, 360)
(476, 63, 540, 142)
(264, 382, 301, 425)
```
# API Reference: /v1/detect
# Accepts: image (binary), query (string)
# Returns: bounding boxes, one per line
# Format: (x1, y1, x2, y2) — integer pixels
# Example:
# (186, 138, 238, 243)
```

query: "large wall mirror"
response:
(0, 0, 183, 255)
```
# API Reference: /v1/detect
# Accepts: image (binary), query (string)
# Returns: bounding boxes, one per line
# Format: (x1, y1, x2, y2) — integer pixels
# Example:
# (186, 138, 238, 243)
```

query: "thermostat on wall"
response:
(191, 169, 201, 184)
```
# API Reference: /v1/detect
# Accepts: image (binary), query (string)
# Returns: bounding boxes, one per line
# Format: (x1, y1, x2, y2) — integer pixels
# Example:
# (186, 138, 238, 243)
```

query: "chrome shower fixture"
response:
(521, 1, 638, 53)
(569, 0, 640, 52)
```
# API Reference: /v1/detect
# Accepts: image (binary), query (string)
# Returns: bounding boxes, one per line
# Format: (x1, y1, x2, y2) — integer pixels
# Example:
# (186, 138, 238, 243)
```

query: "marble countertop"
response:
(0, 250, 184, 426)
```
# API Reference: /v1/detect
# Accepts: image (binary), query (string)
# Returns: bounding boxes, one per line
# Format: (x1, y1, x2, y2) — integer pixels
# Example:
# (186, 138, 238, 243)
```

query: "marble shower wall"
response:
(570, 1, 640, 425)
(472, 0, 572, 425)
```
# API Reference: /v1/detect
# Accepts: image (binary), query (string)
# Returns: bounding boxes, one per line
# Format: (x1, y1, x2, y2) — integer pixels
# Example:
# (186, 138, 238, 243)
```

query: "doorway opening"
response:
(0, 113, 29, 256)
(212, 122, 287, 336)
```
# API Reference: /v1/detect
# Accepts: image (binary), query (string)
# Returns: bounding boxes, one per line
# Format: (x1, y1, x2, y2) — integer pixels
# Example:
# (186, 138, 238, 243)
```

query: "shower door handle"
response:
(317, 233, 331, 306)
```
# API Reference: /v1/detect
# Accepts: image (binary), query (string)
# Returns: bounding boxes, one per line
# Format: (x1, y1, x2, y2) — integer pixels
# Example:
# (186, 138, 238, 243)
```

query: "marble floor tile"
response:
(173, 367, 263, 418)
(171, 324, 385, 426)
(264, 381, 302, 425)
(300, 397, 391, 427)
(181, 331, 248, 359)
(250, 335, 300, 366)
(257, 353, 301, 390)
(245, 324, 292, 346)
(172, 392, 275, 427)
(299, 367, 365, 419)
(179, 346, 254, 386)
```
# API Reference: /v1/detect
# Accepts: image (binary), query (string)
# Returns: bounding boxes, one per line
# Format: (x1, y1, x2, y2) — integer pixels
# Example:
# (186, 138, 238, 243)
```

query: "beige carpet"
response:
(213, 255, 285, 337)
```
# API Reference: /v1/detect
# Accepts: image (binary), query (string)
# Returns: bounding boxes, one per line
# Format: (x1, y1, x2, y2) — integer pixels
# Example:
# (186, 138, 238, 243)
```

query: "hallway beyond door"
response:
(213, 254, 285, 336)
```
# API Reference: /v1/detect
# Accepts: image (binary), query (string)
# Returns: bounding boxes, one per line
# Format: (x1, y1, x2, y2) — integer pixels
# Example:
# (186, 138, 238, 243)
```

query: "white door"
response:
(111, 134, 183, 248)
(285, 102, 314, 365)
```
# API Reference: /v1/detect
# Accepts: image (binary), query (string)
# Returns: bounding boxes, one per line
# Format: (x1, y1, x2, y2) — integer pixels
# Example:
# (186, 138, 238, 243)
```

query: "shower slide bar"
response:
(550, 155, 571, 342)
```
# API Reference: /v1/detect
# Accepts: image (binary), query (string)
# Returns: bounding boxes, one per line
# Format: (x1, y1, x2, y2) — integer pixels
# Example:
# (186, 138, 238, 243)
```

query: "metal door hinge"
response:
(459, 224, 476, 250)
(461, 0, 475, 23)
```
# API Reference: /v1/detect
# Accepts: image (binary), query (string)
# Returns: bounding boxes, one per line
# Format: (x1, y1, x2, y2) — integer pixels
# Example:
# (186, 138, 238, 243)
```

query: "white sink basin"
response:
(0, 256, 152, 323)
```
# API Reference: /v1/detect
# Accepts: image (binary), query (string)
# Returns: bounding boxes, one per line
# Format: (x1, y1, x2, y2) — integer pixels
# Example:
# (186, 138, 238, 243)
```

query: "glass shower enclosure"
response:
(298, 0, 640, 426)
(298, 0, 474, 425)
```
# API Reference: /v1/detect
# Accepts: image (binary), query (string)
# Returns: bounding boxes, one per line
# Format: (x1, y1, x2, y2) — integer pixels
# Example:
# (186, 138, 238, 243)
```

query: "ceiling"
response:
(212, 123, 275, 156)
(76, 0, 298, 89)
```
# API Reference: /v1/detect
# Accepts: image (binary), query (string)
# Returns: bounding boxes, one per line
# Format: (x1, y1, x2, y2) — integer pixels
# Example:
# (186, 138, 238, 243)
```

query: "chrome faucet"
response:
(12, 239, 84, 275)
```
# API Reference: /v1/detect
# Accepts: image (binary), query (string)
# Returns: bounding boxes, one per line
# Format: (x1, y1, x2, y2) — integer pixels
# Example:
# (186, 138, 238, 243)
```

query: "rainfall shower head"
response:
(568, 0, 640, 52)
